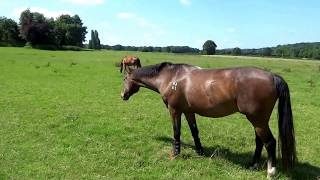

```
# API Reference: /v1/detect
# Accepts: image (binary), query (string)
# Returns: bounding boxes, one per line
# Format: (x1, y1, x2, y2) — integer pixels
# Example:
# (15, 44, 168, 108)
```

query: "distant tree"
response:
(161, 46, 170, 52)
(153, 47, 162, 52)
(312, 49, 320, 60)
(112, 44, 123, 50)
(203, 40, 217, 55)
(89, 30, 95, 49)
(88, 40, 92, 49)
(261, 47, 272, 56)
(94, 30, 101, 49)
(19, 9, 53, 45)
(138, 46, 153, 52)
(88, 30, 101, 49)
(0, 17, 23, 45)
(55, 14, 87, 47)
(275, 47, 284, 57)
(232, 47, 241, 56)
(290, 48, 300, 58)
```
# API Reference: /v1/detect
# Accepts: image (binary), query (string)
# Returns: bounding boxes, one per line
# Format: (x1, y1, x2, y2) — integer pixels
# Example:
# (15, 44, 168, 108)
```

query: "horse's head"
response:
(121, 72, 140, 100)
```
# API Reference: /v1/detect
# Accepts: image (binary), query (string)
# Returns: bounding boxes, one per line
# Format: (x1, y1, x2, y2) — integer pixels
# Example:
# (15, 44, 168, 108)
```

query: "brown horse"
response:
(120, 56, 142, 73)
(121, 62, 296, 177)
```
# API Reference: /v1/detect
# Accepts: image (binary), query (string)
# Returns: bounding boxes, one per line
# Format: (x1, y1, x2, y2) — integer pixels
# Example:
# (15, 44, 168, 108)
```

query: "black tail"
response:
(274, 74, 296, 172)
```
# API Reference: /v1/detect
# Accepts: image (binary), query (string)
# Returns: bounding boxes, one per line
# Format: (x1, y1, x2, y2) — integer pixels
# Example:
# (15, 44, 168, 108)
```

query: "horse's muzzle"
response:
(121, 92, 129, 101)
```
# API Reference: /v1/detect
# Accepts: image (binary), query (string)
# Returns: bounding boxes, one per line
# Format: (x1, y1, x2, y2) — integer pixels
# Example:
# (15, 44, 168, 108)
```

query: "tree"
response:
(261, 47, 272, 56)
(94, 30, 101, 49)
(232, 47, 241, 56)
(19, 9, 56, 45)
(202, 40, 217, 55)
(0, 17, 23, 45)
(88, 30, 101, 49)
(54, 14, 87, 47)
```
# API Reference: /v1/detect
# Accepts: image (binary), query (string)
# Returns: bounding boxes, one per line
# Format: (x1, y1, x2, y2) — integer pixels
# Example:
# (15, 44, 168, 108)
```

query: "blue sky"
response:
(0, 0, 319, 49)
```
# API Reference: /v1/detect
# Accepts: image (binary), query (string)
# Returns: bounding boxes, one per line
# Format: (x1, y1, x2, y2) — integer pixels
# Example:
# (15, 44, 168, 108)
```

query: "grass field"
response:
(0, 47, 319, 179)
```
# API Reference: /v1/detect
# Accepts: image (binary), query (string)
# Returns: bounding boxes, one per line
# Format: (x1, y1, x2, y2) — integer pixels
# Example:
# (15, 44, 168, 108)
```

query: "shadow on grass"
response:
(154, 136, 320, 179)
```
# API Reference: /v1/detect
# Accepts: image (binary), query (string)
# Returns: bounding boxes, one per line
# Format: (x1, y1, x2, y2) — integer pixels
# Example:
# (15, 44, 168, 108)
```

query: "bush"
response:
(61, 45, 83, 51)
(32, 44, 58, 50)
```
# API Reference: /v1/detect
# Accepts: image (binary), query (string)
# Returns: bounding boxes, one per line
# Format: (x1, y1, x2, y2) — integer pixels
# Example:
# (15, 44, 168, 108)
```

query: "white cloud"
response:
(180, 0, 191, 6)
(116, 12, 136, 19)
(13, 7, 72, 19)
(64, 0, 104, 5)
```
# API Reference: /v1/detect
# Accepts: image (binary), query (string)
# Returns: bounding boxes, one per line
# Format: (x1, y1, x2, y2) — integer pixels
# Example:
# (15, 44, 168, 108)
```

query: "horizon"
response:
(1, 0, 319, 49)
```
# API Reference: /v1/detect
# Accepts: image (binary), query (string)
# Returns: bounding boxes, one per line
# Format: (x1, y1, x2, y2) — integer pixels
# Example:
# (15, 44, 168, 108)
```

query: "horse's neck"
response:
(136, 75, 161, 93)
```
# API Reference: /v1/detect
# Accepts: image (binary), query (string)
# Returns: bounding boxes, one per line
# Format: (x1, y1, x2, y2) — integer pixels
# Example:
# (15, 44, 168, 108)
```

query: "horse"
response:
(120, 62, 296, 177)
(120, 56, 142, 73)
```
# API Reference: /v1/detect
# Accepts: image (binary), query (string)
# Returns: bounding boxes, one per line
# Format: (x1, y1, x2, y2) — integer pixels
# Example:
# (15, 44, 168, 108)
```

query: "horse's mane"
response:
(132, 62, 194, 79)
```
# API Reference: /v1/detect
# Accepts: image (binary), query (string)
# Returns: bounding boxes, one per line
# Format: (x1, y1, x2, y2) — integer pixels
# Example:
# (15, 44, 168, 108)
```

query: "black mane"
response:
(132, 62, 173, 78)
(132, 62, 194, 79)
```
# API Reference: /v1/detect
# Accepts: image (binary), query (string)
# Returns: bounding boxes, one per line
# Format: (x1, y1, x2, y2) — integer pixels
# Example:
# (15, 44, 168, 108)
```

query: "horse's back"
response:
(180, 66, 277, 117)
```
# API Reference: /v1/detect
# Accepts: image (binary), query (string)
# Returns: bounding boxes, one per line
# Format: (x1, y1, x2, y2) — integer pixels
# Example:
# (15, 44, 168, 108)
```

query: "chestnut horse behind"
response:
(120, 56, 141, 73)
(121, 62, 296, 177)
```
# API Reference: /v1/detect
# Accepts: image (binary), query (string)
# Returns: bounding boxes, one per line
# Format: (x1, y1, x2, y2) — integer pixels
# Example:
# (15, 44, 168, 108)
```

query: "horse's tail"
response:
(273, 74, 296, 172)
(120, 62, 123, 73)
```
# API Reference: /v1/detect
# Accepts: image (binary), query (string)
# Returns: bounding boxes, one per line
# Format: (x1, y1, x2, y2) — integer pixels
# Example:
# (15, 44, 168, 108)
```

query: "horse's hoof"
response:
(169, 152, 175, 160)
(196, 149, 204, 156)
(267, 167, 276, 178)
(169, 151, 180, 160)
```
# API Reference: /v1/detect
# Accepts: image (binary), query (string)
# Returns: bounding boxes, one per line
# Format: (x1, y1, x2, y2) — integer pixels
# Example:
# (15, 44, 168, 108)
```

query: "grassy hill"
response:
(0, 47, 319, 179)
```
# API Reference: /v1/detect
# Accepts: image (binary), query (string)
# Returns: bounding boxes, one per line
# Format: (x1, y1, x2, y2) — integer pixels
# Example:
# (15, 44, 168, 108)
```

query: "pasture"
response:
(0, 47, 319, 179)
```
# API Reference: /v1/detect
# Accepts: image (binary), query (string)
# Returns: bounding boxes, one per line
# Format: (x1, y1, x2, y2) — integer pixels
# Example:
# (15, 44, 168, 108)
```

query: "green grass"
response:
(0, 47, 319, 179)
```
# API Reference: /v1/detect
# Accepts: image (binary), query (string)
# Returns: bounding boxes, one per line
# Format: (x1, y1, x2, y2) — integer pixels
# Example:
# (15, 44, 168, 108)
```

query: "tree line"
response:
(95, 39, 216, 54)
(217, 42, 320, 60)
(0, 9, 87, 50)
(97, 44, 200, 53)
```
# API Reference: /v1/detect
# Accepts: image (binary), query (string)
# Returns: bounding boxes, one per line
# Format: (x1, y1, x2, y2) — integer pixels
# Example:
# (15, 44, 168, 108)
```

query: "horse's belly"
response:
(188, 100, 238, 118)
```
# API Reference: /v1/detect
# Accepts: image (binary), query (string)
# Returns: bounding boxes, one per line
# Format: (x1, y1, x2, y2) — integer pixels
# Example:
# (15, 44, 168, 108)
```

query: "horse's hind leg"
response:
(249, 131, 263, 169)
(185, 113, 204, 156)
(247, 115, 277, 177)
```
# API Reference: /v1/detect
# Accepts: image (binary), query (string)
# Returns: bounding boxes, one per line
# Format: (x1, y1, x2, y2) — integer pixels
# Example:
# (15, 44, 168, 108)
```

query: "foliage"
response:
(217, 42, 320, 60)
(88, 30, 101, 49)
(15, 9, 87, 48)
(95, 44, 200, 54)
(52, 14, 87, 47)
(232, 47, 241, 56)
(262, 47, 272, 56)
(19, 9, 55, 45)
(203, 40, 217, 55)
(61, 45, 83, 51)
(0, 17, 24, 46)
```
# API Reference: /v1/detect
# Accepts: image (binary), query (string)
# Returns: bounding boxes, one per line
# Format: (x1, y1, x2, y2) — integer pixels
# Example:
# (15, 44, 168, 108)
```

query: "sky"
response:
(0, 0, 319, 49)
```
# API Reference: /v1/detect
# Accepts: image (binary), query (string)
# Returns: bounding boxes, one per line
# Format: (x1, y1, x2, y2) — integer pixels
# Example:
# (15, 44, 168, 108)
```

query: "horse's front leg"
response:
(185, 113, 204, 156)
(169, 107, 182, 156)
